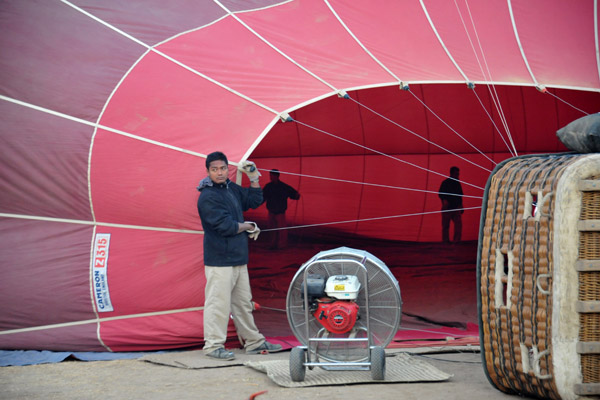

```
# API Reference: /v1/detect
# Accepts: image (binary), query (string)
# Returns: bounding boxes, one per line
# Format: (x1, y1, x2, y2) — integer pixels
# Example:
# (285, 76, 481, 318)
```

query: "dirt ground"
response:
(0, 348, 533, 400)
(1, 239, 529, 399)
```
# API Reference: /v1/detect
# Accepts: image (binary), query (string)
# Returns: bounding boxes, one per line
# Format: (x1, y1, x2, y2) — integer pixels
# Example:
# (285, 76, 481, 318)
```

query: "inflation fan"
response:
(286, 247, 402, 381)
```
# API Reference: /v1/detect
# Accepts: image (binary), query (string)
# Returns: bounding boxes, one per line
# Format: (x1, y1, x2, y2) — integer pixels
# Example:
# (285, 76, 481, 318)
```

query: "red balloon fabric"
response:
(0, 0, 599, 351)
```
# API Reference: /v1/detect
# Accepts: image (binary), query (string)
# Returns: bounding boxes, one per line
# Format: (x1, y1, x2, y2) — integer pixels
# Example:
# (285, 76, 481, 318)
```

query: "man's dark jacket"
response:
(197, 177, 262, 266)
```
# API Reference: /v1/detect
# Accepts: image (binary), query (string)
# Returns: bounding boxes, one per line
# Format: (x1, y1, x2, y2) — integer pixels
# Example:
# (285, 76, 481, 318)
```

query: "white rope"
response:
(260, 166, 481, 232)
(457, 0, 518, 157)
(60, 0, 280, 117)
(259, 168, 484, 200)
(293, 118, 486, 190)
(405, 91, 496, 168)
(88, 47, 157, 228)
(213, 0, 338, 92)
(596, 0, 600, 86)
(327, 0, 499, 175)
(8, 1, 490, 240)
(255, 306, 476, 338)
(0, 94, 209, 159)
(347, 94, 495, 171)
(470, 90, 516, 157)
(0, 213, 203, 234)
(0, 95, 485, 236)
(544, 90, 591, 116)
(420, 0, 470, 82)
(58, 0, 499, 183)
(249, 306, 478, 339)
(261, 206, 482, 232)
(257, 164, 482, 235)
(324, 0, 402, 82)
(0, 306, 205, 336)
(398, 326, 476, 338)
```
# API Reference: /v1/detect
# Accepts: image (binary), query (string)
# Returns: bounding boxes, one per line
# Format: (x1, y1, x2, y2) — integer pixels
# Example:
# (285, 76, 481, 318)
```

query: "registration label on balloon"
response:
(92, 233, 114, 312)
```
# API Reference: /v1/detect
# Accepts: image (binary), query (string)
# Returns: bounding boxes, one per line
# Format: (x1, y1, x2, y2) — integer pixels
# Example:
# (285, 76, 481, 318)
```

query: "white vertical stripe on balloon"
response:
(420, 0, 470, 82)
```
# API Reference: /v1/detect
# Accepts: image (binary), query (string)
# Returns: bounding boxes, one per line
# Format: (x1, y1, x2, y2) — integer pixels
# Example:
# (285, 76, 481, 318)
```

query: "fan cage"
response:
(286, 247, 402, 362)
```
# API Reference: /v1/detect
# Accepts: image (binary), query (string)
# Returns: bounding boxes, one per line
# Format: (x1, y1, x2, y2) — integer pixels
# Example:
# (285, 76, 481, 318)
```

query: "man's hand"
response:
(240, 161, 261, 182)
(245, 221, 261, 240)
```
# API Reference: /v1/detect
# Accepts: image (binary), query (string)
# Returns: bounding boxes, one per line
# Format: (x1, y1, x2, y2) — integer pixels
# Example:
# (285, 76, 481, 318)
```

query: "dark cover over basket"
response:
(477, 153, 600, 400)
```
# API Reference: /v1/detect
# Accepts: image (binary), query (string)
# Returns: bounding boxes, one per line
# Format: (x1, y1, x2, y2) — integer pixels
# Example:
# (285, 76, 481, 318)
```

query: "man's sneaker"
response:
(206, 348, 235, 360)
(246, 341, 283, 354)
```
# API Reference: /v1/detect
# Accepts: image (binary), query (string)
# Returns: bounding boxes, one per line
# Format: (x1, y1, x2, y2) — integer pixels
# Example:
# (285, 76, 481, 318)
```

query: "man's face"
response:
(207, 160, 228, 184)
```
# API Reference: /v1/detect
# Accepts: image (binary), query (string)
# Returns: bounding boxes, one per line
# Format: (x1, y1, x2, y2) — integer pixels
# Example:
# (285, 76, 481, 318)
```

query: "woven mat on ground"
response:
(139, 349, 288, 369)
(245, 352, 452, 388)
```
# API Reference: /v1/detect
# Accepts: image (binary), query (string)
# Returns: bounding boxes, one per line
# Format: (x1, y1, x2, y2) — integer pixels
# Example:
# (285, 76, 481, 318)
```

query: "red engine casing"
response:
(313, 300, 359, 334)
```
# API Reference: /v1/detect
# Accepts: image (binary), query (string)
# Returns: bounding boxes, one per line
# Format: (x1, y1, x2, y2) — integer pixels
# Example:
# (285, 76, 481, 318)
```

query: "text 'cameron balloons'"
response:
(0, 0, 598, 351)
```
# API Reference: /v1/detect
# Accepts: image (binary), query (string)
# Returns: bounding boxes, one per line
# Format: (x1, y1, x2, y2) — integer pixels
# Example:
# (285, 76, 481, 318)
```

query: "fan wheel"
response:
(370, 346, 386, 380)
(289, 346, 306, 382)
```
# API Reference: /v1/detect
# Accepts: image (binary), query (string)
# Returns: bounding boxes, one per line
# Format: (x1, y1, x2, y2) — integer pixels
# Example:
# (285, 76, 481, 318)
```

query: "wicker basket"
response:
(478, 153, 600, 400)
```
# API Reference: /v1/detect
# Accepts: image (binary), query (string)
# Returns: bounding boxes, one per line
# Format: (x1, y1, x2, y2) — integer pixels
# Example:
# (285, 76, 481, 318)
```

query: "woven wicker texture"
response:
(581, 354, 600, 383)
(579, 314, 600, 342)
(581, 191, 600, 220)
(579, 272, 600, 301)
(479, 155, 581, 400)
(580, 232, 600, 260)
(579, 184, 600, 388)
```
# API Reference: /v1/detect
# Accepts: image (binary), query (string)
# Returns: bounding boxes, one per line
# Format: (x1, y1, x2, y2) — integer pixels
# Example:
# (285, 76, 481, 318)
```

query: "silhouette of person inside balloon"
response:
(262, 169, 300, 249)
(438, 166, 463, 243)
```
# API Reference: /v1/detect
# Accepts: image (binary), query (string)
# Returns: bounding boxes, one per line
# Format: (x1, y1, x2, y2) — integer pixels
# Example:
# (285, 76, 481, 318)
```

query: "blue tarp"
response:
(0, 350, 149, 367)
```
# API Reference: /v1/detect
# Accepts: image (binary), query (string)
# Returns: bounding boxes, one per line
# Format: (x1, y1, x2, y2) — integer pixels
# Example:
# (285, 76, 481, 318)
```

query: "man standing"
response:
(262, 169, 300, 249)
(438, 166, 464, 243)
(197, 151, 282, 360)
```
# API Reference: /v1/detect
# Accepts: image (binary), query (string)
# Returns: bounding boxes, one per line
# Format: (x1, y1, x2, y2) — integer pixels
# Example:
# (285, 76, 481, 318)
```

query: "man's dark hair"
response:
(450, 166, 459, 174)
(269, 169, 280, 176)
(206, 151, 228, 169)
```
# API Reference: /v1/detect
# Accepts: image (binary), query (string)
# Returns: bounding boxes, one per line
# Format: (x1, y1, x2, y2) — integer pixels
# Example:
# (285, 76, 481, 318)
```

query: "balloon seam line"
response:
(0, 213, 203, 234)
(420, 0, 470, 82)
(596, 0, 600, 85)
(506, 0, 538, 85)
(455, 0, 518, 156)
(324, 0, 402, 83)
(89, 48, 153, 228)
(215, 0, 338, 92)
(60, 0, 279, 116)
(0, 95, 208, 158)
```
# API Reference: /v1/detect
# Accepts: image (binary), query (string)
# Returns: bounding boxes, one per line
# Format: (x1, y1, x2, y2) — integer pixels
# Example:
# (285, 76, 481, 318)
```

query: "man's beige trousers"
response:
(203, 265, 265, 353)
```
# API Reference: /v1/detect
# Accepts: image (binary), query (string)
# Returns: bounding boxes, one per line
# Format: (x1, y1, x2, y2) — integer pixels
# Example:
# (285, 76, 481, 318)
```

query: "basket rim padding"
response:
(552, 154, 600, 400)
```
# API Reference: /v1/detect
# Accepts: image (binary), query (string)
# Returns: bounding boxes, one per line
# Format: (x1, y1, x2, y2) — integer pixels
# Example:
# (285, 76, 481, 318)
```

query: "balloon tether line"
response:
(260, 206, 481, 233)
(260, 169, 483, 200)
(456, 0, 518, 157)
(544, 90, 590, 116)
(345, 94, 495, 170)
(292, 118, 488, 190)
